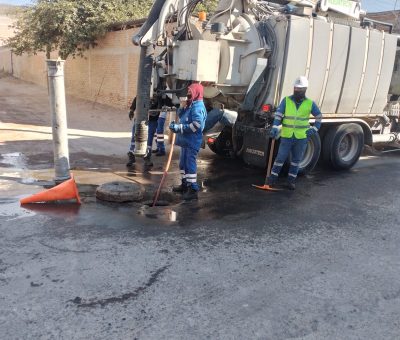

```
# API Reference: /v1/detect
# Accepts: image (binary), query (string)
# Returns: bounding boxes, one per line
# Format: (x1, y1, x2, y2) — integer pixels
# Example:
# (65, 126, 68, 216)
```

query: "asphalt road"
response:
(1, 76, 400, 339)
(1, 151, 400, 339)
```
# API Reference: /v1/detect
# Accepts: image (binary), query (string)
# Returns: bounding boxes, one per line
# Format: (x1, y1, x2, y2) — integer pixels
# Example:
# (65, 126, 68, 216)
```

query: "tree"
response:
(7, 0, 218, 60)
(7, 0, 152, 60)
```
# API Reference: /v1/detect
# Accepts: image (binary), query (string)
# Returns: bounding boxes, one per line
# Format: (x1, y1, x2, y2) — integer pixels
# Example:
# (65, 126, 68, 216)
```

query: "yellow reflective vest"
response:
(281, 97, 312, 139)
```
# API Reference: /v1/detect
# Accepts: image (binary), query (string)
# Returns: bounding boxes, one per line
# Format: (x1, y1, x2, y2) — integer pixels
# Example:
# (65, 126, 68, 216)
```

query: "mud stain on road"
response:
(70, 265, 170, 308)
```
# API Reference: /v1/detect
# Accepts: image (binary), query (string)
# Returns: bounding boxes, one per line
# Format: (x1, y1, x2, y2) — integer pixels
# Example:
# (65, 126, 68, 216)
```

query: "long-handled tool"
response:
(152, 133, 176, 207)
(253, 138, 280, 191)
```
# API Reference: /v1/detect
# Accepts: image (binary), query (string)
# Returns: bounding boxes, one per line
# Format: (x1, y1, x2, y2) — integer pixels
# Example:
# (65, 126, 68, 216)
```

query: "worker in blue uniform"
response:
(143, 94, 174, 166)
(169, 83, 207, 201)
(269, 76, 322, 190)
(143, 110, 166, 166)
(172, 96, 189, 191)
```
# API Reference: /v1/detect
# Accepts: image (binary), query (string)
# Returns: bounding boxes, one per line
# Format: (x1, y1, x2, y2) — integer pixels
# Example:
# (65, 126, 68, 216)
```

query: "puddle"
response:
(0, 199, 37, 221)
(138, 205, 178, 222)
(21, 202, 81, 217)
(0, 152, 27, 169)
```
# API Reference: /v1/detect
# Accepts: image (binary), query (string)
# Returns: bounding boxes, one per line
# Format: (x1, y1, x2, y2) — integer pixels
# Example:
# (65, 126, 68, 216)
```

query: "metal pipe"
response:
(46, 60, 70, 182)
(132, 0, 166, 46)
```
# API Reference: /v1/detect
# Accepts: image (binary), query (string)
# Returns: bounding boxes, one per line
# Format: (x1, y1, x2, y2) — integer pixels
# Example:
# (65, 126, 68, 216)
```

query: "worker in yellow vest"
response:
(268, 76, 322, 190)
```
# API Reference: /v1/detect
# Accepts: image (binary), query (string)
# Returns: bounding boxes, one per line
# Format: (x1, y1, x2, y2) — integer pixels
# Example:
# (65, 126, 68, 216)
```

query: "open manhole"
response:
(142, 200, 170, 207)
(138, 204, 177, 222)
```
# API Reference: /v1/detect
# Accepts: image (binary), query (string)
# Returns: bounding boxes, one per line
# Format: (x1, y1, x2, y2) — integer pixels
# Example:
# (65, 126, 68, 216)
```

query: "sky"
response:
(0, 0, 400, 13)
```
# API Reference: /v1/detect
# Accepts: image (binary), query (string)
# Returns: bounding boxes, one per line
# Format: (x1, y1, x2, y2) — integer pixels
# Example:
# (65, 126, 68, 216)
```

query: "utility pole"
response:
(46, 59, 71, 183)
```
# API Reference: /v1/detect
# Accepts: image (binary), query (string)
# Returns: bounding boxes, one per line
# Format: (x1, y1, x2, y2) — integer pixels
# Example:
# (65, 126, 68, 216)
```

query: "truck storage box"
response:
(172, 40, 220, 82)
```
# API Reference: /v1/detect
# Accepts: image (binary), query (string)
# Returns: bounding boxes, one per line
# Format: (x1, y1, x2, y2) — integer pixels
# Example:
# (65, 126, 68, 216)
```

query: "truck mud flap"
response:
(242, 127, 271, 168)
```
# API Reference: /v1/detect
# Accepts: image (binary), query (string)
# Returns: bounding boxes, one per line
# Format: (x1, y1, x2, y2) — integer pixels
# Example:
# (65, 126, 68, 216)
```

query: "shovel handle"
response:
(266, 138, 276, 178)
(152, 133, 176, 207)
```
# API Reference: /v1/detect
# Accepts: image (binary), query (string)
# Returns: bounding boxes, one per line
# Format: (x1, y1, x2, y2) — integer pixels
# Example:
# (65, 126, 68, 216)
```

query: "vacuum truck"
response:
(132, 0, 400, 174)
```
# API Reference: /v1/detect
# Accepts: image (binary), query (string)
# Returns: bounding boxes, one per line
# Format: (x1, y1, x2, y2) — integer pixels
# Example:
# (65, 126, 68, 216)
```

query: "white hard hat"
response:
(294, 76, 309, 88)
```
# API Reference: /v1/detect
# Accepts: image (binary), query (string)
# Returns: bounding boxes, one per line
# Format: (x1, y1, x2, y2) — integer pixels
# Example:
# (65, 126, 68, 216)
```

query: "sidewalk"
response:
(0, 74, 181, 196)
(0, 73, 267, 222)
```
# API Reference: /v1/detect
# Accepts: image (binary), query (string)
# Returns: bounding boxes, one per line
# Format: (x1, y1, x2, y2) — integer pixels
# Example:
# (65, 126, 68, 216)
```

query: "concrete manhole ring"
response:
(96, 181, 145, 202)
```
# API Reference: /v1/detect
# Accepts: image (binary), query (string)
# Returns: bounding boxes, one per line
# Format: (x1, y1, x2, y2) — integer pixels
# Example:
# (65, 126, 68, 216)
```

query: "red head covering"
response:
(187, 83, 203, 104)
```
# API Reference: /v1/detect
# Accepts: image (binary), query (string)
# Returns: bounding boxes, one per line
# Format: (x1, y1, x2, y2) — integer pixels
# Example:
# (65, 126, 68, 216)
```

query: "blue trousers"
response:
(270, 137, 308, 183)
(156, 112, 166, 152)
(129, 120, 136, 152)
(147, 120, 157, 152)
(147, 115, 166, 153)
(179, 147, 199, 191)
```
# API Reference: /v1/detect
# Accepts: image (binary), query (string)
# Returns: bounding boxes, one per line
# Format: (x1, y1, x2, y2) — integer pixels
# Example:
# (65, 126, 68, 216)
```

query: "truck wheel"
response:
(284, 133, 321, 176)
(322, 123, 364, 170)
(208, 127, 233, 157)
(297, 133, 321, 175)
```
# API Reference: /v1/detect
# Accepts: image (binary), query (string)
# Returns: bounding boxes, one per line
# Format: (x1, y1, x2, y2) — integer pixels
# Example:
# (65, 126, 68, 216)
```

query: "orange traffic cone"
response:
(20, 175, 81, 205)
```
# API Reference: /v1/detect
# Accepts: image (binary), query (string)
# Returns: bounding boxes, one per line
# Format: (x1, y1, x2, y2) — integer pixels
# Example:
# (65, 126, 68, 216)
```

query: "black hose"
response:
(157, 83, 189, 95)
(132, 0, 166, 46)
(254, 19, 278, 110)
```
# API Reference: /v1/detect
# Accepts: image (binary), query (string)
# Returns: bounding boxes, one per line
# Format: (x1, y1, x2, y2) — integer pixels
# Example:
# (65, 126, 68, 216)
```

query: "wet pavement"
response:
(2, 75, 400, 339)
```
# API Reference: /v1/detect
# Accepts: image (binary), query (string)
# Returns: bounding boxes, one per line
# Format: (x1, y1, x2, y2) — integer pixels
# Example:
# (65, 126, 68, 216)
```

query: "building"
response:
(366, 10, 400, 34)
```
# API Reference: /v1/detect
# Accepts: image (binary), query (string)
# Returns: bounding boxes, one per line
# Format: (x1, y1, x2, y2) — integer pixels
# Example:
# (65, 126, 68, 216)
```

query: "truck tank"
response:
(133, 0, 400, 172)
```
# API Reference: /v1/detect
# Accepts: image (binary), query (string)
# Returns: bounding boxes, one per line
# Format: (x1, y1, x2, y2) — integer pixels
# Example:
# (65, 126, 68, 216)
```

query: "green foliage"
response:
(7, 0, 152, 60)
(196, 0, 219, 14)
(7, 0, 218, 60)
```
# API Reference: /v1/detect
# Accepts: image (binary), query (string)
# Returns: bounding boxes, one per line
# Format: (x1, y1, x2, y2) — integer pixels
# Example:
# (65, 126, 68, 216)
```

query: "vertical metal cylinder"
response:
(135, 45, 154, 155)
(46, 60, 70, 182)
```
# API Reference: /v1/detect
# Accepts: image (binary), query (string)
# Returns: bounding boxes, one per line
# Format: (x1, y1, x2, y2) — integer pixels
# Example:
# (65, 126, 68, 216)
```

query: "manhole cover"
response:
(96, 181, 145, 202)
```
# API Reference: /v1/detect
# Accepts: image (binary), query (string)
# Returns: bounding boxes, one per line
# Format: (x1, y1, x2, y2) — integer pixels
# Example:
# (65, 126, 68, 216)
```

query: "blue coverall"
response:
(176, 100, 207, 191)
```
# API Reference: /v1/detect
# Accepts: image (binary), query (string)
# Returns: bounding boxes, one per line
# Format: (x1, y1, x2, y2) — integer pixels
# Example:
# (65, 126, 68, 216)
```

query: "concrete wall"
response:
(0, 27, 141, 109)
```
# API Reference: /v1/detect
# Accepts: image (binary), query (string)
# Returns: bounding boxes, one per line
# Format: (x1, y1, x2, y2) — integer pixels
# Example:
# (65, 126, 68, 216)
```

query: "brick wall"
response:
(0, 27, 142, 109)
(366, 11, 400, 33)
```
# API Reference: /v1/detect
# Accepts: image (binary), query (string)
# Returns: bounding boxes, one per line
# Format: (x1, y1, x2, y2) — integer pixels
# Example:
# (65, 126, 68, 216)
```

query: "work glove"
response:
(128, 110, 134, 121)
(169, 122, 181, 133)
(269, 126, 280, 139)
(306, 127, 318, 138)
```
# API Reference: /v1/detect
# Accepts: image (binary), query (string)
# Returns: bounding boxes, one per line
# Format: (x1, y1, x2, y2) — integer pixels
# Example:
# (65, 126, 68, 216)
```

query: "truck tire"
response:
(297, 133, 321, 175)
(208, 127, 233, 157)
(322, 123, 364, 170)
(283, 133, 321, 176)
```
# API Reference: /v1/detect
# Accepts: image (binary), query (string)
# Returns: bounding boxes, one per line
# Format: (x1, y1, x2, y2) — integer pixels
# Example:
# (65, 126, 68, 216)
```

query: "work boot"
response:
(172, 183, 188, 194)
(267, 176, 277, 187)
(183, 187, 198, 201)
(126, 151, 136, 167)
(143, 152, 153, 167)
(287, 181, 296, 190)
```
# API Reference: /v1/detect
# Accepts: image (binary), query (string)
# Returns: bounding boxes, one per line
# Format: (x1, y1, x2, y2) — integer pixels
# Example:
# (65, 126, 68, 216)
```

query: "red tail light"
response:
(207, 137, 216, 144)
(262, 104, 272, 112)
